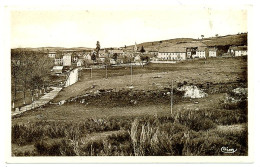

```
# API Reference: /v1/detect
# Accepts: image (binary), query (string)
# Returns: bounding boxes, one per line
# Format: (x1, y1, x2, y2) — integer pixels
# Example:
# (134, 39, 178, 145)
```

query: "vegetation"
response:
(11, 49, 54, 108)
(11, 56, 248, 156)
(12, 100, 247, 156)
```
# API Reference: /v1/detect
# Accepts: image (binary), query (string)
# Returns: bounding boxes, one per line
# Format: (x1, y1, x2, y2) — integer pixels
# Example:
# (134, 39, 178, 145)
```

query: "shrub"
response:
(174, 110, 217, 131)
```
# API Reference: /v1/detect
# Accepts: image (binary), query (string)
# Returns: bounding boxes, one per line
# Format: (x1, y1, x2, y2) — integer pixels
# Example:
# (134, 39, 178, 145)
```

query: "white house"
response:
(83, 53, 92, 60)
(52, 66, 63, 74)
(48, 52, 56, 58)
(194, 47, 207, 59)
(134, 55, 141, 62)
(208, 48, 218, 57)
(77, 59, 84, 67)
(229, 46, 247, 56)
(63, 53, 72, 66)
(54, 55, 63, 66)
(110, 59, 116, 65)
(158, 47, 186, 61)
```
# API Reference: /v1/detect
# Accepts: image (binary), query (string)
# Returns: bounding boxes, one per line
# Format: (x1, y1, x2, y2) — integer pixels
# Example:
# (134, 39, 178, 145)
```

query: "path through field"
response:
(11, 87, 62, 117)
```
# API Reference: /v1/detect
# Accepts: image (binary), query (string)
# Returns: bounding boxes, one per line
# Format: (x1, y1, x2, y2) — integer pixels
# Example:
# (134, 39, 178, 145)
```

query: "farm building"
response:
(77, 59, 84, 67)
(194, 47, 207, 59)
(158, 47, 186, 61)
(54, 54, 63, 66)
(229, 46, 247, 56)
(134, 54, 141, 62)
(83, 53, 92, 60)
(208, 47, 218, 57)
(63, 52, 72, 66)
(109, 49, 124, 56)
(48, 51, 56, 58)
(110, 59, 116, 65)
(52, 66, 63, 74)
(72, 53, 79, 63)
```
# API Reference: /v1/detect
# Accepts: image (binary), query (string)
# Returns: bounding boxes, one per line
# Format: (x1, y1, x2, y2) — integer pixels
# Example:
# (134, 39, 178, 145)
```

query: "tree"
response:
(30, 75, 44, 100)
(96, 41, 101, 57)
(11, 48, 54, 106)
(140, 55, 149, 67)
(91, 52, 96, 64)
(112, 53, 118, 61)
(11, 60, 20, 108)
(201, 35, 204, 39)
(140, 45, 145, 54)
(141, 55, 149, 62)
(215, 34, 219, 37)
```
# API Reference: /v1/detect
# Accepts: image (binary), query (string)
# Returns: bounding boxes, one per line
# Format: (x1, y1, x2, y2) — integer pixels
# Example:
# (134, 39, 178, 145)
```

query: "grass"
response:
(12, 106, 248, 156)
(53, 57, 247, 103)
(12, 90, 248, 156)
(11, 57, 248, 156)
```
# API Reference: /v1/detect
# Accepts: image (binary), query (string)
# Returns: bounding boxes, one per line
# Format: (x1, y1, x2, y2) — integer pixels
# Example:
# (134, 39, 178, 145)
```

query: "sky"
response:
(11, 5, 248, 48)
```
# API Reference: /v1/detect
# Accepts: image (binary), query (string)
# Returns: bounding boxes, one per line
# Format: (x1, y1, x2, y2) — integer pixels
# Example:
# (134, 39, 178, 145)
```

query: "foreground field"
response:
(53, 57, 247, 103)
(11, 57, 248, 156)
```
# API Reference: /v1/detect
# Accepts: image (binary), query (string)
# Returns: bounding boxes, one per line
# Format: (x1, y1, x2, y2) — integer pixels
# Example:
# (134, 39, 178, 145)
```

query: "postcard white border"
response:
(1, 1, 258, 165)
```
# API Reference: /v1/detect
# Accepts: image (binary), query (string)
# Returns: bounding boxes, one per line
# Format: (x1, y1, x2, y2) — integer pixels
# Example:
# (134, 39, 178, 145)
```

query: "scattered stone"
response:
(233, 88, 248, 96)
(178, 85, 208, 98)
(81, 99, 85, 103)
(58, 100, 66, 105)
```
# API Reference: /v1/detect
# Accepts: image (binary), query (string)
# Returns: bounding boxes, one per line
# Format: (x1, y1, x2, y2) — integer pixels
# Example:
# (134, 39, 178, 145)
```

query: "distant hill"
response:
(123, 33, 247, 51)
(12, 47, 93, 52)
(202, 33, 247, 46)
(12, 33, 247, 53)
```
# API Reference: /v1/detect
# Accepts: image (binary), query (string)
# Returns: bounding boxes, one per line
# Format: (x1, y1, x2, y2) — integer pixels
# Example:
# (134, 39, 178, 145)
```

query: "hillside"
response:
(124, 33, 247, 51)
(12, 47, 93, 52)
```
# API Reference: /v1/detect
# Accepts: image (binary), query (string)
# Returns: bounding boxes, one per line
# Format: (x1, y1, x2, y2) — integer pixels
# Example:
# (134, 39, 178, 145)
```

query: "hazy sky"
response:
(11, 6, 248, 48)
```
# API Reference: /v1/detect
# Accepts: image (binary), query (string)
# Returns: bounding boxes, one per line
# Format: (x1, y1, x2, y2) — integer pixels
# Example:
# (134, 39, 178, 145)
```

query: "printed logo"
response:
(221, 146, 237, 153)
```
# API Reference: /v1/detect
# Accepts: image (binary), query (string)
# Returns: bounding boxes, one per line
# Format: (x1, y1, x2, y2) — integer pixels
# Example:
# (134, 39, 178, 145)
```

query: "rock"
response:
(178, 85, 208, 98)
(58, 100, 66, 105)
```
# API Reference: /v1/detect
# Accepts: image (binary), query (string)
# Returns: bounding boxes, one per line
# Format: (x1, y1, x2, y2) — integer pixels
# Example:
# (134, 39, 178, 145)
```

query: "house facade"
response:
(208, 48, 218, 57)
(77, 59, 84, 67)
(83, 53, 92, 60)
(48, 52, 56, 58)
(54, 54, 63, 66)
(194, 47, 207, 59)
(158, 47, 186, 61)
(229, 46, 247, 56)
(63, 53, 72, 66)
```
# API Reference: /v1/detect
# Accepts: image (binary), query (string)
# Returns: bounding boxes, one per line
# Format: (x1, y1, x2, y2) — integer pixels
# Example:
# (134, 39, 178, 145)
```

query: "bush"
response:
(174, 110, 217, 131)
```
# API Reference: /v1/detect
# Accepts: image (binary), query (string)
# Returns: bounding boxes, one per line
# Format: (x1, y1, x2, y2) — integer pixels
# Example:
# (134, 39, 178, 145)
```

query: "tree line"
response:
(11, 48, 54, 108)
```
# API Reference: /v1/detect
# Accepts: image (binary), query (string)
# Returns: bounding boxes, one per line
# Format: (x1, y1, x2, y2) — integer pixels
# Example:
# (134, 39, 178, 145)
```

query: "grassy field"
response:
(53, 57, 247, 103)
(11, 57, 248, 156)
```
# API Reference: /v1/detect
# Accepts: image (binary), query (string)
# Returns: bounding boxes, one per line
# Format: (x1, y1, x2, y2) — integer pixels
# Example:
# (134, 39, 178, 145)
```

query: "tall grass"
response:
(12, 106, 247, 156)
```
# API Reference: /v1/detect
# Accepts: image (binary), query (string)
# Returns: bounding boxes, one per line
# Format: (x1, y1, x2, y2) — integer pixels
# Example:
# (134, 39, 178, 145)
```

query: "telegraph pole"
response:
(105, 65, 108, 79)
(131, 61, 133, 86)
(171, 80, 173, 115)
(90, 68, 92, 79)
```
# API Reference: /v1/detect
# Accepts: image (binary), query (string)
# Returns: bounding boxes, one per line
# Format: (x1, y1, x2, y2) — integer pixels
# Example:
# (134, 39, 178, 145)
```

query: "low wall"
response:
(150, 61, 177, 64)
(65, 68, 79, 87)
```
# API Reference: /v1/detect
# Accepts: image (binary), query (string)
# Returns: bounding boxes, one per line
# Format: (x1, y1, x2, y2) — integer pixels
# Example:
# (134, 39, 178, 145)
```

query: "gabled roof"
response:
(208, 47, 218, 51)
(197, 46, 207, 51)
(229, 46, 247, 51)
(159, 47, 186, 53)
(63, 52, 72, 57)
(109, 50, 124, 54)
(53, 66, 63, 70)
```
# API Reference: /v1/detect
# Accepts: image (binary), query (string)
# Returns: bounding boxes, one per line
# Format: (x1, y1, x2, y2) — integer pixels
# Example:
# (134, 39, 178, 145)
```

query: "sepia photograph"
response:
(5, 3, 254, 164)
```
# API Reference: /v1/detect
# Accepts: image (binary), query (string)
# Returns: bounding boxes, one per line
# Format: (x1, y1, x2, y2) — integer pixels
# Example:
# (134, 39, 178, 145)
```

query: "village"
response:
(11, 32, 248, 156)
(48, 34, 248, 75)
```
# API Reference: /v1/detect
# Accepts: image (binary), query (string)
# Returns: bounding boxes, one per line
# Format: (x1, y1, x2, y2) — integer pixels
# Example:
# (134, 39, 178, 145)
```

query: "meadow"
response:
(11, 57, 248, 156)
